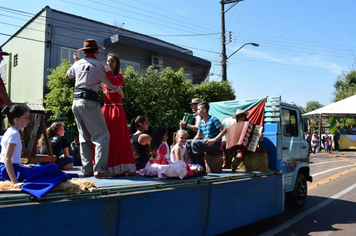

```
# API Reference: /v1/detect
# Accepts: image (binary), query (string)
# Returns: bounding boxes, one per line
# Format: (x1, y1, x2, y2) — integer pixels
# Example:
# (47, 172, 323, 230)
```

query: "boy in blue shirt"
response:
(186, 102, 226, 174)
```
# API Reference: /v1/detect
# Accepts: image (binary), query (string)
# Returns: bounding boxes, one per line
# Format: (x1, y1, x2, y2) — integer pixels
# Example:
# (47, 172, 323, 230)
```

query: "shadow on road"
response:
(218, 195, 356, 236)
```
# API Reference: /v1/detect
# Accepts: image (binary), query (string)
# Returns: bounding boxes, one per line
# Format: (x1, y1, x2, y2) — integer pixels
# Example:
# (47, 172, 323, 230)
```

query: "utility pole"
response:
(221, 0, 244, 82)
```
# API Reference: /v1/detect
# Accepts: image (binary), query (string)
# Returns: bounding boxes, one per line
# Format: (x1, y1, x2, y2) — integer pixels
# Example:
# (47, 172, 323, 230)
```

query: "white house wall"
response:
(3, 11, 47, 104)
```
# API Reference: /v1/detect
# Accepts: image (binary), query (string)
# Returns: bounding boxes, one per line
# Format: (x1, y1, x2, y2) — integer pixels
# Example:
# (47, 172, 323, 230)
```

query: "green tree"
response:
(303, 101, 324, 114)
(191, 81, 235, 103)
(123, 66, 192, 128)
(123, 67, 235, 128)
(333, 65, 356, 102)
(301, 101, 324, 132)
(43, 60, 76, 129)
(332, 65, 356, 127)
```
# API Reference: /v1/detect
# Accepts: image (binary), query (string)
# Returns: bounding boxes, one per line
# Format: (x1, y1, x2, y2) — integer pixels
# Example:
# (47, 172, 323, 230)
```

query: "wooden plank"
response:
(23, 113, 41, 159)
(26, 155, 57, 164)
(40, 116, 53, 157)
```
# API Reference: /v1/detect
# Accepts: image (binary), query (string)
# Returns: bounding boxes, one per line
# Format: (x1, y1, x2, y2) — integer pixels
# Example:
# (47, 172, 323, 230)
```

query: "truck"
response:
(0, 95, 311, 236)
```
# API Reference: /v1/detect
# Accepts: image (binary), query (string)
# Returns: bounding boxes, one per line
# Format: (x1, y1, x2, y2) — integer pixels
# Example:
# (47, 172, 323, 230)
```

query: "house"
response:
(0, 6, 211, 105)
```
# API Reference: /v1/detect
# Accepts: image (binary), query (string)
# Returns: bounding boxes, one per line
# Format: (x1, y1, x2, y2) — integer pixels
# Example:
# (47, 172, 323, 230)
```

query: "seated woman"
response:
(130, 116, 152, 171)
(38, 122, 74, 169)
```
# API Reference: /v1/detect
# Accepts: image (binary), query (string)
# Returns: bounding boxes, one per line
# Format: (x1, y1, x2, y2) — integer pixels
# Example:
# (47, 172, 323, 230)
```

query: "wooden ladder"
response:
(21, 113, 57, 164)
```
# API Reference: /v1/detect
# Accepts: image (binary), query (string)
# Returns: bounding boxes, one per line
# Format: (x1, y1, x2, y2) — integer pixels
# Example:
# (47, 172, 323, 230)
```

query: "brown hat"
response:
(232, 109, 249, 119)
(189, 98, 202, 104)
(0, 47, 10, 56)
(77, 39, 104, 51)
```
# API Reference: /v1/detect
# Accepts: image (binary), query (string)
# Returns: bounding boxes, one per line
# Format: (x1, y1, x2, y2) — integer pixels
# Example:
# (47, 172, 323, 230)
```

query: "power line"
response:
(110, 0, 215, 33)
(132, 0, 221, 32)
(60, 0, 216, 37)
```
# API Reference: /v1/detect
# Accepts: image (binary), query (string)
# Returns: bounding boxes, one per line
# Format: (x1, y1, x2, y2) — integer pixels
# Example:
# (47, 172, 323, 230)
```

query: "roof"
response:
(2, 6, 192, 53)
(302, 94, 356, 117)
(14, 103, 45, 112)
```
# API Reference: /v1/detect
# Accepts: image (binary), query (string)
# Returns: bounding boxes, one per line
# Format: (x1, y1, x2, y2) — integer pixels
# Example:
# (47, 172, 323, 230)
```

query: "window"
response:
(60, 47, 84, 64)
(281, 108, 298, 137)
(13, 54, 18, 67)
(121, 59, 141, 72)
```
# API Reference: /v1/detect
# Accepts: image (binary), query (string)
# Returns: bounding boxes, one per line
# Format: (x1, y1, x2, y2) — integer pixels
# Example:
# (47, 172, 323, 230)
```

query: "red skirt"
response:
(102, 103, 136, 174)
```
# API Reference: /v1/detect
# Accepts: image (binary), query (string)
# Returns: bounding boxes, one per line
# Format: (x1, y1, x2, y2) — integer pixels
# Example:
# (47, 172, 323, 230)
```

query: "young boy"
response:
(186, 102, 226, 174)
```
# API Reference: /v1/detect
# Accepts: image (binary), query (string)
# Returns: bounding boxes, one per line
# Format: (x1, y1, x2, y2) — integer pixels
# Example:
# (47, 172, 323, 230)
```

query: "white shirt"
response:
(66, 57, 119, 92)
(194, 114, 201, 128)
(0, 128, 22, 164)
(170, 144, 186, 163)
(312, 136, 319, 147)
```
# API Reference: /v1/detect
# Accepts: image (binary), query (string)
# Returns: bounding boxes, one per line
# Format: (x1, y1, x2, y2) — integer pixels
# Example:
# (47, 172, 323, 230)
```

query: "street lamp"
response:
(221, 42, 259, 81)
(227, 43, 259, 59)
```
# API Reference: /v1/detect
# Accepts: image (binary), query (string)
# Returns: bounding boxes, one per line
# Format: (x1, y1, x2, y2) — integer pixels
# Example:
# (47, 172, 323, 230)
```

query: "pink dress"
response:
(102, 71, 136, 174)
(138, 142, 191, 179)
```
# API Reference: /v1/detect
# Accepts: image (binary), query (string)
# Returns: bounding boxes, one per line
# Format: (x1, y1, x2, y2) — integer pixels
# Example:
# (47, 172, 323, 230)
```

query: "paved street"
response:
(219, 151, 356, 236)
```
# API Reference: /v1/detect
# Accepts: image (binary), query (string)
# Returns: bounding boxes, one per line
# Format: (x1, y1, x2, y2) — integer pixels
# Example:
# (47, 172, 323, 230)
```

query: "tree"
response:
(333, 65, 356, 102)
(123, 66, 235, 129)
(43, 60, 77, 129)
(123, 66, 192, 128)
(191, 80, 235, 103)
(332, 65, 356, 127)
(301, 101, 324, 132)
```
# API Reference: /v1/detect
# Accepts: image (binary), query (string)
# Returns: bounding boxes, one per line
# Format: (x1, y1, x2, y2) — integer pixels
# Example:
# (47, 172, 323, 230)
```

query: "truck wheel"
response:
(286, 173, 307, 209)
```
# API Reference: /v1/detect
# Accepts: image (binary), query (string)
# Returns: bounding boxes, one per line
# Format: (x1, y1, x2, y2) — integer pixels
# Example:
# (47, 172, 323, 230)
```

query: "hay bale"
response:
(238, 149, 271, 173)
(52, 178, 97, 194)
(0, 181, 16, 190)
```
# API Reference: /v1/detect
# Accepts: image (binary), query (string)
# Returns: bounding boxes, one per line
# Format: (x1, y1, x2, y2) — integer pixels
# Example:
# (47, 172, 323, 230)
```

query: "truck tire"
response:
(286, 173, 307, 209)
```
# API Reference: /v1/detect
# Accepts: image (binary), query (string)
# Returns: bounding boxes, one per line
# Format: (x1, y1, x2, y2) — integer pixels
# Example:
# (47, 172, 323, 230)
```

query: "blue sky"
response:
(1, 0, 356, 107)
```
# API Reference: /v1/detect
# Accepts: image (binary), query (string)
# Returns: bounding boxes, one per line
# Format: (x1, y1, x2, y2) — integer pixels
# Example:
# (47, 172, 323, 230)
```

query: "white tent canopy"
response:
(302, 94, 356, 118)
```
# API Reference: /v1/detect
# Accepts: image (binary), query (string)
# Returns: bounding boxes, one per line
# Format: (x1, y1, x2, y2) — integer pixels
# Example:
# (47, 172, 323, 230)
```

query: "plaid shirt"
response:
(198, 116, 223, 145)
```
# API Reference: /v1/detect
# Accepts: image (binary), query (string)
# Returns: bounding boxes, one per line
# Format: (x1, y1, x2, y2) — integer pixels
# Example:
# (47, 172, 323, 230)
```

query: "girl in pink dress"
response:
(138, 127, 191, 179)
(102, 53, 136, 175)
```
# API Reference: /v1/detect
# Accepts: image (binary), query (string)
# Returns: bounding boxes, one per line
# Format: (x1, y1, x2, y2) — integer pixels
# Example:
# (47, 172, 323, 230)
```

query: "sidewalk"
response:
(314, 150, 356, 159)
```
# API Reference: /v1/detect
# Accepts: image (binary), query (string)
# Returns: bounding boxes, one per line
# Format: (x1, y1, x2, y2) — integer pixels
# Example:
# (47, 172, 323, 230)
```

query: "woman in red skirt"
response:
(102, 53, 136, 175)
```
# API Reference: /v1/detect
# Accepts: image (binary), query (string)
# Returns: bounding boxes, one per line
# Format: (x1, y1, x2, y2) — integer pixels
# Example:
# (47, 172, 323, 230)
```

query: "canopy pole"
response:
(318, 114, 322, 148)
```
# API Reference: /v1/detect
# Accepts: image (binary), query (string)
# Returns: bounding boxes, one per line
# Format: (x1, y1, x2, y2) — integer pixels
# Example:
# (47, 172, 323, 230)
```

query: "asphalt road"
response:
(219, 151, 356, 236)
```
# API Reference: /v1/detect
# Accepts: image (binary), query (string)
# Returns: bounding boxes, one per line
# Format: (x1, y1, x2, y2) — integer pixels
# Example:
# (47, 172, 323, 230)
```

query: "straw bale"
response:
(0, 181, 16, 190)
(238, 148, 271, 173)
(52, 178, 97, 194)
(0, 178, 97, 195)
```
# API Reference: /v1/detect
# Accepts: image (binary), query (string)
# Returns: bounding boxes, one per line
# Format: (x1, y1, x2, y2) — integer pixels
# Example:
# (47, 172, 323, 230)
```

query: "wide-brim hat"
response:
(189, 98, 202, 104)
(0, 47, 10, 56)
(232, 109, 249, 119)
(77, 39, 104, 51)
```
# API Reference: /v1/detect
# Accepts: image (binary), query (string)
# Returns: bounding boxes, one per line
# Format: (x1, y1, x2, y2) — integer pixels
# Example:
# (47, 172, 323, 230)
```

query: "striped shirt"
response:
(198, 116, 223, 145)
